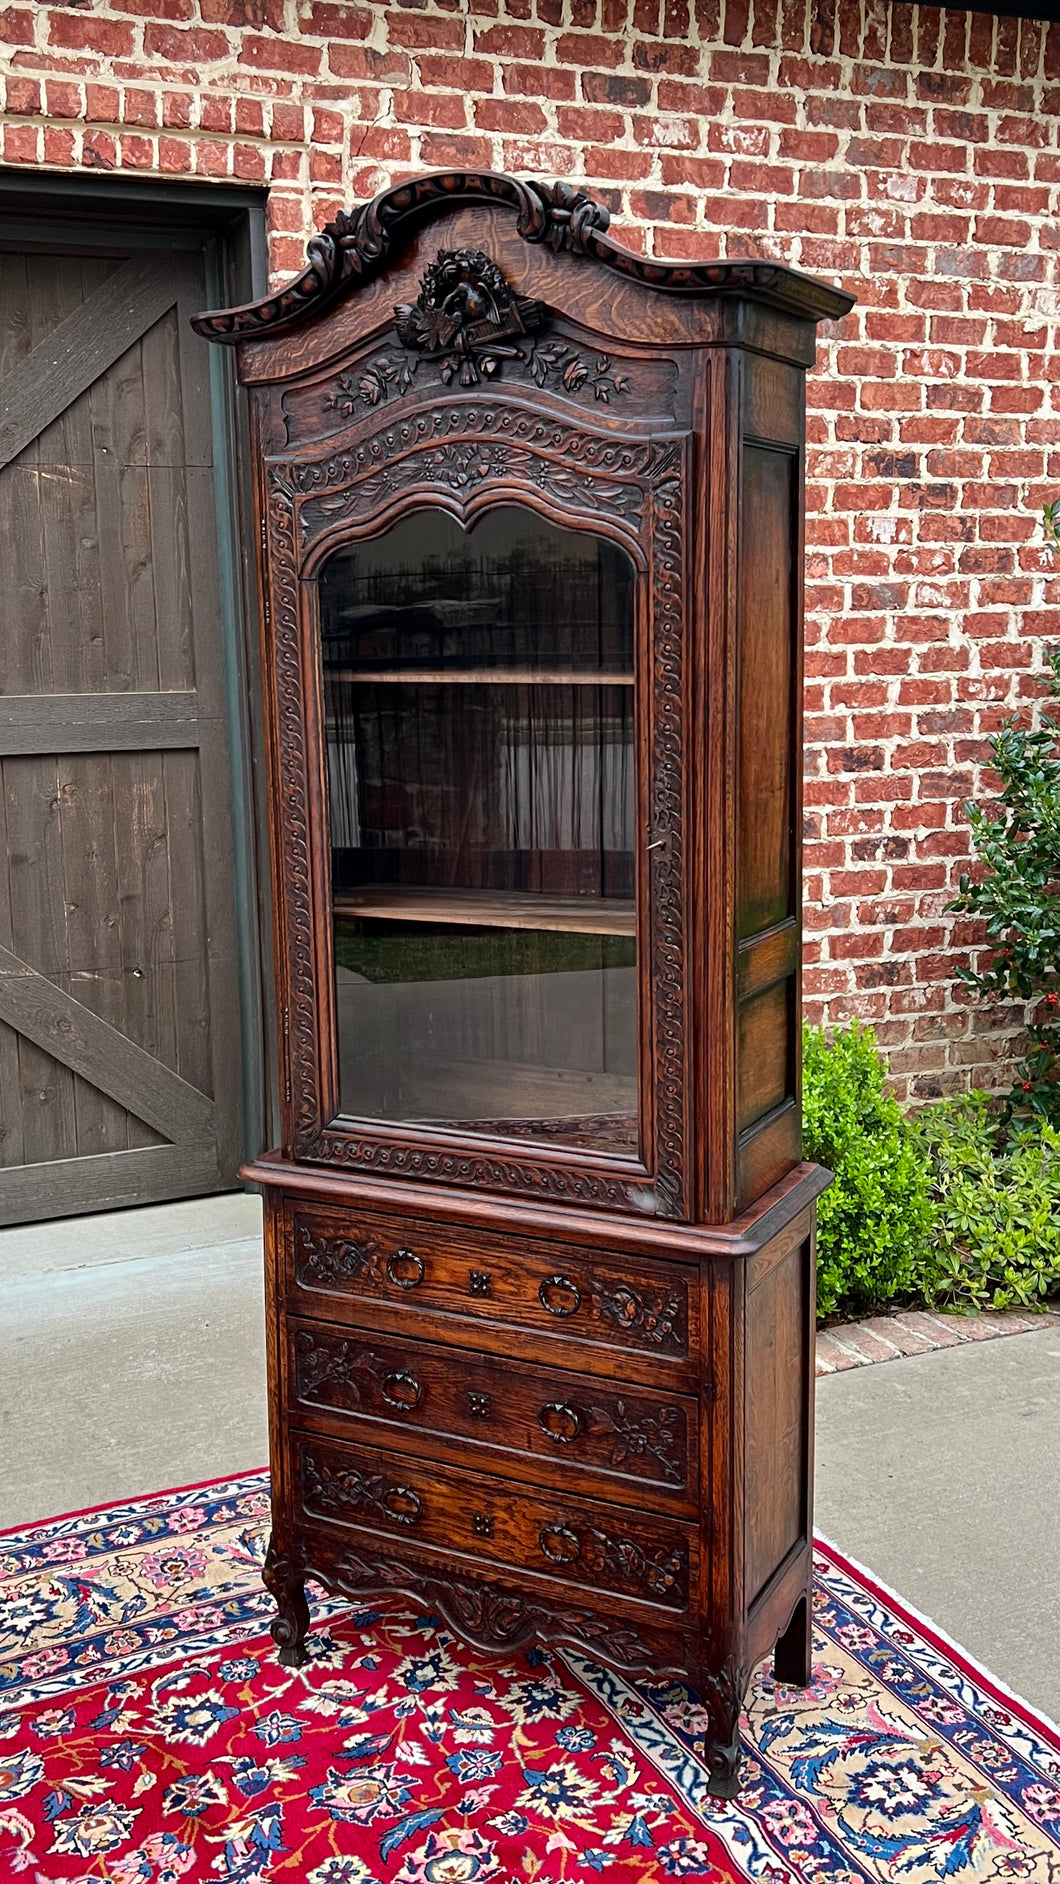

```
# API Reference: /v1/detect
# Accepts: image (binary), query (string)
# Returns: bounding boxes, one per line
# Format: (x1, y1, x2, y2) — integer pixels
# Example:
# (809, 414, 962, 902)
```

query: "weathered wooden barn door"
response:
(0, 234, 248, 1223)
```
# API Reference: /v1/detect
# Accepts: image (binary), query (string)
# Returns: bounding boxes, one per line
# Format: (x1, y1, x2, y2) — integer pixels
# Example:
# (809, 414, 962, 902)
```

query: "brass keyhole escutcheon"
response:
(540, 1523, 580, 1565)
(382, 1371, 422, 1411)
(538, 1402, 581, 1445)
(384, 1485, 422, 1526)
(538, 1274, 582, 1318)
(387, 1248, 424, 1290)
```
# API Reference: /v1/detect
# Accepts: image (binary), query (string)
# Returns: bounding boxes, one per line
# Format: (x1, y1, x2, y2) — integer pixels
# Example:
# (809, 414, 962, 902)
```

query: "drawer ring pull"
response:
(382, 1371, 422, 1411)
(539, 1402, 581, 1445)
(539, 1274, 582, 1318)
(384, 1485, 422, 1526)
(540, 1523, 580, 1566)
(387, 1249, 424, 1290)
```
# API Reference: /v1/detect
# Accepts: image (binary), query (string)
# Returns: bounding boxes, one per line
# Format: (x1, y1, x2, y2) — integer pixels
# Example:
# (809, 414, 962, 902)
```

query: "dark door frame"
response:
(0, 168, 276, 1169)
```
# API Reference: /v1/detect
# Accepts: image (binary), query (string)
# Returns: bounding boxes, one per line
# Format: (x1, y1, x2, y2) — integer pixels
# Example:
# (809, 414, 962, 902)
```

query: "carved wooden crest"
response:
(394, 247, 546, 386)
(193, 171, 855, 344)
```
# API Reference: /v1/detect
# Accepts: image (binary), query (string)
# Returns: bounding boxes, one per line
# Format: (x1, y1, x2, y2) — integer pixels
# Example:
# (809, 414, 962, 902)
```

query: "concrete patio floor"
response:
(0, 1193, 269, 1526)
(1, 1193, 1057, 1722)
(814, 1326, 1060, 1724)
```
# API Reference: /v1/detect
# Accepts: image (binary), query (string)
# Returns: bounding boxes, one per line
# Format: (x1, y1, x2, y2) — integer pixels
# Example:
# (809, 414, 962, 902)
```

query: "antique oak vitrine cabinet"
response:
(196, 171, 852, 1793)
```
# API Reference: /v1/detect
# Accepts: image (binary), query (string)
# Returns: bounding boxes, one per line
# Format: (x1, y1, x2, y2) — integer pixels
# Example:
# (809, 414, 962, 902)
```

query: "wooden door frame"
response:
(0, 169, 277, 1176)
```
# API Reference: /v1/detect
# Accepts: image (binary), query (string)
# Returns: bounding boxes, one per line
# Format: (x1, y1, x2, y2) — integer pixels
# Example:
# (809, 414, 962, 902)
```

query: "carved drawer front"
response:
(288, 1317, 698, 1508)
(295, 1431, 696, 1613)
(286, 1205, 693, 1371)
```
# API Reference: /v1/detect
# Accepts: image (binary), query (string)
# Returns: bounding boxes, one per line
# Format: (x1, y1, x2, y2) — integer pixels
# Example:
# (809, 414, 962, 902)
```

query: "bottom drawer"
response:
(294, 1430, 696, 1614)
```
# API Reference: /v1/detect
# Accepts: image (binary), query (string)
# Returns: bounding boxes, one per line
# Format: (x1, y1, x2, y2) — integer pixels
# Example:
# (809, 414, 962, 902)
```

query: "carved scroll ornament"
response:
(263, 1529, 691, 1686)
(192, 169, 855, 343)
(324, 1546, 676, 1671)
(193, 175, 612, 343)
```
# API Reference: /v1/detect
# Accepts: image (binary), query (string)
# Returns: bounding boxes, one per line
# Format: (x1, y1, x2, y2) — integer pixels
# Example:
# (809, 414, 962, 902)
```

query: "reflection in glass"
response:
(320, 506, 638, 1155)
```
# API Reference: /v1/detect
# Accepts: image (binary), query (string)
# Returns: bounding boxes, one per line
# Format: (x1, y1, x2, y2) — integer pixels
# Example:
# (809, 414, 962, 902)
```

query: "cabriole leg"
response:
(695, 1658, 748, 1799)
(703, 1710, 742, 1799)
(263, 1536, 310, 1668)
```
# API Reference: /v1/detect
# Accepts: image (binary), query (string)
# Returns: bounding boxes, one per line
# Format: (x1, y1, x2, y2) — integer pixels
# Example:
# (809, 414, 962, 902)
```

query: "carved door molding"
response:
(260, 402, 692, 1218)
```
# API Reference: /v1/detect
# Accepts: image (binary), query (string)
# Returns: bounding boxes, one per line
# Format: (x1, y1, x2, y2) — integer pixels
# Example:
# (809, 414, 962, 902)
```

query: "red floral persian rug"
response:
(2, 1472, 1059, 1882)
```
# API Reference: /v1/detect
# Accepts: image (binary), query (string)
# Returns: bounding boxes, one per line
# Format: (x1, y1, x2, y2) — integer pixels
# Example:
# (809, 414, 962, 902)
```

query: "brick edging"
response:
(815, 1306, 1059, 1376)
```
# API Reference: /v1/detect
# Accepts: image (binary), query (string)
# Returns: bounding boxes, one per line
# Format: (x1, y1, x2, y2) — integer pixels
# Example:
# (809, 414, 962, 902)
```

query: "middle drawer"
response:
(286, 1316, 700, 1516)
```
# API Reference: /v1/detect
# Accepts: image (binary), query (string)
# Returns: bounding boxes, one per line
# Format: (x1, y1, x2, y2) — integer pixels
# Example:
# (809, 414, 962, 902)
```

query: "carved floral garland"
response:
(329, 341, 632, 414)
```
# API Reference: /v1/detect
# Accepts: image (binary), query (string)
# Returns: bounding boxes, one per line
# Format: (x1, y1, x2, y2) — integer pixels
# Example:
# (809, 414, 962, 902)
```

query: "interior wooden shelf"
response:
(326, 669, 635, 686)
(333, 884, 636, 936)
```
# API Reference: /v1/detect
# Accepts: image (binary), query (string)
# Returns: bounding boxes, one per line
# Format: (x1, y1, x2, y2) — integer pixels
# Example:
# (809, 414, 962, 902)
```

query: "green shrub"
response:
(801, 1025, 1060, 1322)
(802, 1020, 934, 1322)
(947, 646, 1060, 1129)
(912, 1093, 1060, 1312)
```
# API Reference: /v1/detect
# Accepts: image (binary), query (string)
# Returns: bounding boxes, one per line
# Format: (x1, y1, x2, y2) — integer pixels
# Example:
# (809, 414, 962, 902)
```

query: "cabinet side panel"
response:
(736, 979, 793, 1133)
(735, 419, 800, 1209)
(743, 356, 803, 447)
(737, 443, 795, 940)
(743, 1232, 810, 1609)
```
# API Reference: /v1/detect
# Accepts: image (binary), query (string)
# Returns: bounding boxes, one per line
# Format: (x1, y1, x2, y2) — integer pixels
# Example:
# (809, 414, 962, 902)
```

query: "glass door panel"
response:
(319, 506, 638, 1155)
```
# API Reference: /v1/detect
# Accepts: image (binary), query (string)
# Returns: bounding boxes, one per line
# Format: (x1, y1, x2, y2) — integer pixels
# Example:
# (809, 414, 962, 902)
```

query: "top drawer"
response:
(283, 1201, 696, 1375)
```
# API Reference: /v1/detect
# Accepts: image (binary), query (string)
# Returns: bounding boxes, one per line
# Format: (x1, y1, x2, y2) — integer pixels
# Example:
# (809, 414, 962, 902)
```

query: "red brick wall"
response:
(3, 0, 1058, 1099)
